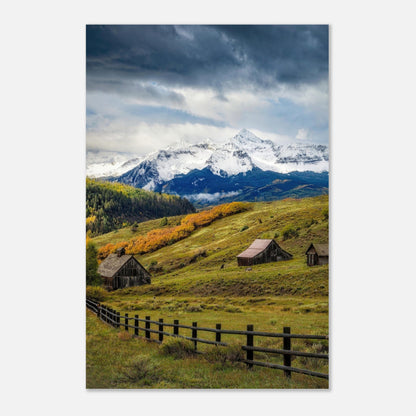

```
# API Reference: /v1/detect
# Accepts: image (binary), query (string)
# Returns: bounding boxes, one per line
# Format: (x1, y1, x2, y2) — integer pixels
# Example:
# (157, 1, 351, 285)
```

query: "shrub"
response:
(304, 218, 318, 228)
(98, 202, 249, 259)
(148, 260, 162, 273)
(189, 249, 207, 264)
(120, 356, 162, 385)
(203, 343, 244, 365)
(185, 303, 203, 312)
(159, 338, 196, 359)
(118, 331, 131, 341)
(322, 208, 329, 221)
(224, 306, 242, 313)
(160, 217, 168, 226)
(86, 286, 108, 301)
(296, 343, 328, 370)
(281, 225, 299, 240)
(240, 225, 249, 232)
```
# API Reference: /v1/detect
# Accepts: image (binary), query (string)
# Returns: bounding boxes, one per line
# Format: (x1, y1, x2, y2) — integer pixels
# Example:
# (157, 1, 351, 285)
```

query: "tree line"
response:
(98, 202, 250, 259)
(86, 179, 195, 236)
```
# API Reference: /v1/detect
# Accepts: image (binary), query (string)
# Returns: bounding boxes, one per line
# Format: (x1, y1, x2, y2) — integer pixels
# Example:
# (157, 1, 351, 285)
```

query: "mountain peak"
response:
(234, 129, 262, 143)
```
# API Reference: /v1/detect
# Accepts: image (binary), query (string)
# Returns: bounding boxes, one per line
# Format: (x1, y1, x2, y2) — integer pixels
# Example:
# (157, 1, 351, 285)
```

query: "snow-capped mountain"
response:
(87, 130, 328, 204)
(114, 129, 328, 190)
(86, 150, 143, 178)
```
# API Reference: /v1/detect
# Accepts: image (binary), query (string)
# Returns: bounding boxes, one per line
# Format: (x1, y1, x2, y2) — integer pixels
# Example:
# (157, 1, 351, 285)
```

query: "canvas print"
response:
(86, 25, 329, 389)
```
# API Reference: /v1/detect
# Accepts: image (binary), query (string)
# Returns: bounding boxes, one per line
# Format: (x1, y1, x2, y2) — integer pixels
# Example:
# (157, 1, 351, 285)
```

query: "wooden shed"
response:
(237, 239, 293, 266)
(98, 248, 151, 290)
(305, 243, 329, 266)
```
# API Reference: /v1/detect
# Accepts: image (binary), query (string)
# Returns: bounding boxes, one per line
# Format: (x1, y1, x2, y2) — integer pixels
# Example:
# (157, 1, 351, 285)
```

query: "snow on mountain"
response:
(206, 146, 254, 176)
(86, 151, 143, 178)
(273, 144, 329, 173)
(152, 142, 215, 182)
(91, 130, 328, 192)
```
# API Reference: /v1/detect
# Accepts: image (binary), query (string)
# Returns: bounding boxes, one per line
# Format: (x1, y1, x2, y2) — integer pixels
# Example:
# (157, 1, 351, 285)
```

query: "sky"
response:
(86, 25, 328, 156)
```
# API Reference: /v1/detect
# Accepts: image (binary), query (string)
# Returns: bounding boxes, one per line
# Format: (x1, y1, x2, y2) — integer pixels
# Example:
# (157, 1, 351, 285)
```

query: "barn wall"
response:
(306, 253, 318, 266)
(253, 243, 290, 264)
(113, 258, 150, 289)
(102, 276, 113, 291)
(237, 257, 252, 266)
(318, 256, 329, 265)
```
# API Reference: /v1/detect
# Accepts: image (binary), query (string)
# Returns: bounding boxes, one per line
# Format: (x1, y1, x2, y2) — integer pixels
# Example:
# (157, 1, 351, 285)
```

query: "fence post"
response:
(192, 322, 198, 350)
(283, 326, 291, 378)
(246, 324, 254, 369)
(134, 315, 139, 336)
(125, 313, 129, 331)
(108, 308, 112, 325)
(145, 316, 151, 339)
(216, 324, 221, 343)
(97, 304, 101, 319)
(173, 319, 179, 336)
(109, 309, 114, 326)
(117, 312, 120, 329)
(103, 306, 107, 323)
(159, 319, 164, 342)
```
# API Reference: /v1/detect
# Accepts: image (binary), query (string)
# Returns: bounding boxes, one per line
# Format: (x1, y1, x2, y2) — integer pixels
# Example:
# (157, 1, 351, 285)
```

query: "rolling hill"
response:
(91, 195, 329, 299)
(88, 195, 329, 388)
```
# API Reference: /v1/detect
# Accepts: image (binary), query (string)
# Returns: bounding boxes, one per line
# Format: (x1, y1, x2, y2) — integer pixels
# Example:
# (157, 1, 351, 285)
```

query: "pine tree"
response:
(86, 239, 101, 286)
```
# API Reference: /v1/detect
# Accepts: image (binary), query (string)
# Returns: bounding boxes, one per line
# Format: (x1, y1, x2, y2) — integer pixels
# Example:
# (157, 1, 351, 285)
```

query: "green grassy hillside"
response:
(92, 195, 328, 296)
(88, 195, 329, 388)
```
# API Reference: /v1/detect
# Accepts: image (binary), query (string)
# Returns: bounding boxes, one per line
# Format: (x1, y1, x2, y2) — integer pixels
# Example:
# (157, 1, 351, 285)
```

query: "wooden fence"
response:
(86, 297, 329, 380)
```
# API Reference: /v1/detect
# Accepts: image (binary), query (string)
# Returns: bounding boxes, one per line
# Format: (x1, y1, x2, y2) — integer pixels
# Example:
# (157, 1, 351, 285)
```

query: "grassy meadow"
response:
(88, 195, 329, 388)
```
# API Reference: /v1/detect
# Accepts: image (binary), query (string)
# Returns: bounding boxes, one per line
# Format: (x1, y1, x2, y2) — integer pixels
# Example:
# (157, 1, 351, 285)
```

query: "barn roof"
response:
(98, 253, 134, 278)
(237, 238, 292, 260)
(306, 243, 329, 256)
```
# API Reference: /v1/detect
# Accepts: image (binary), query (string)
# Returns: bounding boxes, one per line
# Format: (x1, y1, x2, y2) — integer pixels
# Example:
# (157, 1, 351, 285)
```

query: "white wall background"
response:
(1, 1, 415, 415)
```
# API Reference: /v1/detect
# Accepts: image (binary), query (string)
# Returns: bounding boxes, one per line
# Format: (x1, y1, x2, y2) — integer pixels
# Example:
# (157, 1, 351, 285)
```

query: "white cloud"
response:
(173, 86, 271, 125)
(87, 120, 239, 155)
(296, 128, 309, 140)
(183, 191, 240, 203)
(276, 81, 328, 119)
(86, 81, 328, 153)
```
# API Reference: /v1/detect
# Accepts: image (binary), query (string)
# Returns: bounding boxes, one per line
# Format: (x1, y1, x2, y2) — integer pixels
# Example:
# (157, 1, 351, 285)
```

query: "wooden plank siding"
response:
(305, 243, 329, 266)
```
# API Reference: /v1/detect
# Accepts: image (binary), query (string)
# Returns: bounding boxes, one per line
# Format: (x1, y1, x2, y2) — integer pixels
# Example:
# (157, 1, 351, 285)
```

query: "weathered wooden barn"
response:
(97, 248, 151, 290)
(236, 239, 293, 266)
(305, 243, 329, 266)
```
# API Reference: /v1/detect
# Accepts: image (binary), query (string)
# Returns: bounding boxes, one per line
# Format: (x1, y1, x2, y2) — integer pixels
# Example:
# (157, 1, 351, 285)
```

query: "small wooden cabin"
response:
(305, 243, 329, 266)
(97, 248, 151, 290)
(237, 239, 292, 266)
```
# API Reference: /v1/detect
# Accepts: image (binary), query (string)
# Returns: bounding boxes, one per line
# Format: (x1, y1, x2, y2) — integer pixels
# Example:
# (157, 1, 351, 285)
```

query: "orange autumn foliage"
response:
(97, 202, 249, 260)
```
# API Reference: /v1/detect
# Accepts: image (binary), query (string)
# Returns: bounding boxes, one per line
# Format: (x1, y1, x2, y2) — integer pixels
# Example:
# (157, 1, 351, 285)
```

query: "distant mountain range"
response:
(87, 129, 329, 205)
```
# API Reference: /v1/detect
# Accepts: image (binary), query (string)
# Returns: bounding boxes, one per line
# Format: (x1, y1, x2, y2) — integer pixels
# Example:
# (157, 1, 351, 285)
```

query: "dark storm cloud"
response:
(87, 78, 186, 106)
(86, 25, 328, 91)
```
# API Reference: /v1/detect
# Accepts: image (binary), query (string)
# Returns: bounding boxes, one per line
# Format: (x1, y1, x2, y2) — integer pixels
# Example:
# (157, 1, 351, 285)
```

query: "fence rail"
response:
(86, 297, 329, 380)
